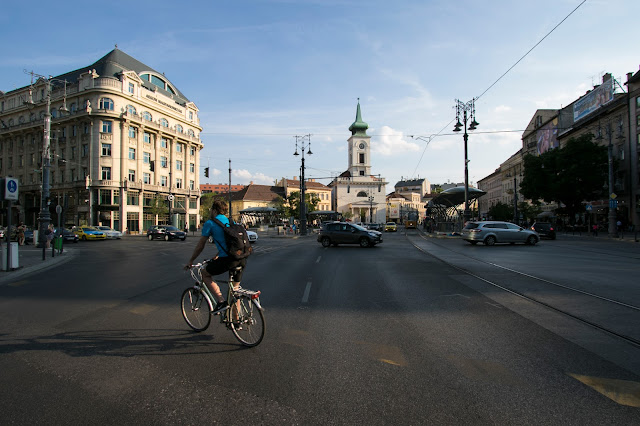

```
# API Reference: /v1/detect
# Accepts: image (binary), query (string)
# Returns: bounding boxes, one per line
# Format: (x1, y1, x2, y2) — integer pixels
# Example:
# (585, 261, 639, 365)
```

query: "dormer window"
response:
(140, 73, 177, 95)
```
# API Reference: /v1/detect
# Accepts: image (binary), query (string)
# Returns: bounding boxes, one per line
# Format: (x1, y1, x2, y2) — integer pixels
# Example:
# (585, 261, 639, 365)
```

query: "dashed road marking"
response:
(302, 281, 312, 303)
(315, 256, 321, 263)
(568, 373, 640, 407)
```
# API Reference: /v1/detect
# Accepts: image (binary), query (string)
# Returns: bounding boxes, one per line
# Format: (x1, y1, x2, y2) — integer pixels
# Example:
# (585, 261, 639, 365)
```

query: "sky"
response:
(1, 0, 639, 192)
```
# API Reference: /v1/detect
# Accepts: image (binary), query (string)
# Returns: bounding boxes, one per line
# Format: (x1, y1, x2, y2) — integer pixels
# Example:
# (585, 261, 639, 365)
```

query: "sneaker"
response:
(212, 301, 229, 315)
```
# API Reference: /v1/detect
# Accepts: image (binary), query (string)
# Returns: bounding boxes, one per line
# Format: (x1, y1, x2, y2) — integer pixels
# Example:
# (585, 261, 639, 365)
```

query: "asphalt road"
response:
(1, 231, 639, 425)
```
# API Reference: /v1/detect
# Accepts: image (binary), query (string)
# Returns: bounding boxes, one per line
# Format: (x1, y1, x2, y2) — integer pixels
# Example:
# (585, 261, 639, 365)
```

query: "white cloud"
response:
(372, 126, 420, 156)
(232, 169, 274, 185)
(212, 168, 222, 176)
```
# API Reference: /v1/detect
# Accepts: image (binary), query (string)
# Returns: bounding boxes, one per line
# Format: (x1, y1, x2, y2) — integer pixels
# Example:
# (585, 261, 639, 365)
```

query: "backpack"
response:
(211, 218, 252, 260)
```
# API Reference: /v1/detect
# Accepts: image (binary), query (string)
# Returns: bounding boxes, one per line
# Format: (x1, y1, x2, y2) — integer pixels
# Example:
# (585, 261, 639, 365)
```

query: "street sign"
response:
(610, 193, 617, 200)
(586, 204, 593, 211)
(609, 199, 618, 209)
(167, 194, 175, 201)
(4, 177, 18, 201)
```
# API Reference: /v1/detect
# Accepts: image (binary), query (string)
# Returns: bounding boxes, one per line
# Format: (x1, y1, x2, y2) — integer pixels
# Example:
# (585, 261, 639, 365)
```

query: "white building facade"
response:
(0, 48, 203, 232)
(330, 102, 387, 223)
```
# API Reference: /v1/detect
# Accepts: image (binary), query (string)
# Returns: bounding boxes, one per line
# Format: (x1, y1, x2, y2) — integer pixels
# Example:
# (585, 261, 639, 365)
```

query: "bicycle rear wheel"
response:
(230, 297, 265, 347)
(181, 287, 212, 332)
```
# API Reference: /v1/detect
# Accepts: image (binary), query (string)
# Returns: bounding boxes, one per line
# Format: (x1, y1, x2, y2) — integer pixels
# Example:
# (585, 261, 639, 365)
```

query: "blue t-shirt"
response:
(201, 214, 230, 257)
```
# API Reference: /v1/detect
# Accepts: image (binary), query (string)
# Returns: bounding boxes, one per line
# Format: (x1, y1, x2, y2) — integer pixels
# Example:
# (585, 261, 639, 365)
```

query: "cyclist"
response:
(185, 199, 246, 314)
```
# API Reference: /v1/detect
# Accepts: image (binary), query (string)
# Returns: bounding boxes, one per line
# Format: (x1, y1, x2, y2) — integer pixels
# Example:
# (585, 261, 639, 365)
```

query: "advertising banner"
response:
(573, 78, 614, 122)
(389, 203, 399, 219)
(536, 118, 558, 155)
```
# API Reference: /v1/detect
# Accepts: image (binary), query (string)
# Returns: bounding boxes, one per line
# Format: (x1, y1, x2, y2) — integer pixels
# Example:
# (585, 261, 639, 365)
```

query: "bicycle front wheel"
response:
(230, 297, 265, 347)
(181, 287, 212, 332)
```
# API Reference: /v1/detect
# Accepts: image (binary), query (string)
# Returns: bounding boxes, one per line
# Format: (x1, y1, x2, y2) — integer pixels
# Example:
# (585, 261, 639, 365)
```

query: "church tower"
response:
(347, 101, 371, 177)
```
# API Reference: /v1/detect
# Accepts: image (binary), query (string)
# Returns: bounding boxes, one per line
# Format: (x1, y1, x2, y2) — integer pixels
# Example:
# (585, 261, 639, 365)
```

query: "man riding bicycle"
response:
(185, 199, 246, 314)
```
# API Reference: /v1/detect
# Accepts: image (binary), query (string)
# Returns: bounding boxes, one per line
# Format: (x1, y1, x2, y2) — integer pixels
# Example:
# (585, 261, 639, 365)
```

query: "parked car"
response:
(147, 225, 186, 241)
(530, 222, 556, 240)
(74, 226, 107, 241)
(55, 228, 79, 243)
(461, 221, 539, 246)
(385, 222, 397, 232)
(317, 221, 382, 248)
(95, 226, 123, 239)
(366, 223, 383, 232)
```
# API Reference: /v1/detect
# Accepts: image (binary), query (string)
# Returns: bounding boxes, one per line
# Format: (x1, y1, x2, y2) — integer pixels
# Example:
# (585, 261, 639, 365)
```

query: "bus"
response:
(405, 211, 418, 229)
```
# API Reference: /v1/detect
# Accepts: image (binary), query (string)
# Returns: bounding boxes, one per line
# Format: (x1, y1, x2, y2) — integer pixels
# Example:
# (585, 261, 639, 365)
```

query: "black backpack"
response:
(211, 218, 252, 260)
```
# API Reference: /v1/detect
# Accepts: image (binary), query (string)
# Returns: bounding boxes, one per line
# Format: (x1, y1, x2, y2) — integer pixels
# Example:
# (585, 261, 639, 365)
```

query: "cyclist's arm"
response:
(186, 236, 209, 268)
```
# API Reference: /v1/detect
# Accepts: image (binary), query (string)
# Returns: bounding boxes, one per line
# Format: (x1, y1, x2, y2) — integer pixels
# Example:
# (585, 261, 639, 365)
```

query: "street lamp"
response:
(294, 134, 312, 236)
(453, 98, 479, 223)
(596, 117, 624, 238)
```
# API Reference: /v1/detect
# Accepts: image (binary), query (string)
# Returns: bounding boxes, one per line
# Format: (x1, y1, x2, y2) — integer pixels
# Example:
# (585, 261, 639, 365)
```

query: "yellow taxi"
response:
(74, 226, 107, 241)
(385, 222, 397, 232)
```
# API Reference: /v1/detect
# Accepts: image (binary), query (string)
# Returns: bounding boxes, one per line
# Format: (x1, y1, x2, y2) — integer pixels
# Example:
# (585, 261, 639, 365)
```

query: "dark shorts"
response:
(205, 256, 246, 281)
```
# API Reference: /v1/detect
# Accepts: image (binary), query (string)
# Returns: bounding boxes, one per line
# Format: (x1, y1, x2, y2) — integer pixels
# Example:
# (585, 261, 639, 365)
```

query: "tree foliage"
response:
(488, 202, 512, 221)
(520, 134, 607, 218)
(276, 191, 320, 220)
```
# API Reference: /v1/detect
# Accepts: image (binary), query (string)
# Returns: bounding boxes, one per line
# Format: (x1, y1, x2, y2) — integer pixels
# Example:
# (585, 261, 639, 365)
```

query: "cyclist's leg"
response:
(230, 259, 247, 322)
(203, 258, 232, 304)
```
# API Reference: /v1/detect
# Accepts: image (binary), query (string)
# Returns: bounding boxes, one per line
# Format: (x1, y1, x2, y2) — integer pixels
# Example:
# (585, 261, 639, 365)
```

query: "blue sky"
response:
(2, 0, 639, 190)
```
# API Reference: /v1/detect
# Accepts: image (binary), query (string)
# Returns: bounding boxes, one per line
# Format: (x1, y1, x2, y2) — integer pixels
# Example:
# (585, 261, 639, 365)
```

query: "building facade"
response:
(0, 48, 203, 233)
(329, 102, 388, 223)
(276, 177, 332, 212)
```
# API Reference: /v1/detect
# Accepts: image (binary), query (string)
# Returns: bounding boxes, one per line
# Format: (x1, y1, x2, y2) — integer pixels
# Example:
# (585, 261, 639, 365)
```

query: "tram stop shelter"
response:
(425, 186, 486, 233)
(238, 207, 280, 226)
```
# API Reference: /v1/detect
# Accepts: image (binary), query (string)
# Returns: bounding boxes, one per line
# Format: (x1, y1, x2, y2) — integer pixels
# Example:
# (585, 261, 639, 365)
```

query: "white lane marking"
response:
(315, 256, 321, 263)
(302, 281, 312, 303)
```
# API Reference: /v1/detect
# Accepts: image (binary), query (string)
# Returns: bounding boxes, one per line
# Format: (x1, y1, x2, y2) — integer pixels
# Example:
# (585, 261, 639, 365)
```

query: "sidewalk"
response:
(0, 243, 75, 284)
(420, 228, 640, 243)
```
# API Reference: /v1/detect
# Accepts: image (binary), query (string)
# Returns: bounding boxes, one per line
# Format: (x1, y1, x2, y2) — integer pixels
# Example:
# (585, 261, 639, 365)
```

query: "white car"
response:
(95, 226, 123, 239)
(247, 230, 258, 242)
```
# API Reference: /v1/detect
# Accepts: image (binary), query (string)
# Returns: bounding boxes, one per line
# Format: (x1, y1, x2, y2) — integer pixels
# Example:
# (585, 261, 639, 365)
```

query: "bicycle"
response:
(181, 261, 265, 347)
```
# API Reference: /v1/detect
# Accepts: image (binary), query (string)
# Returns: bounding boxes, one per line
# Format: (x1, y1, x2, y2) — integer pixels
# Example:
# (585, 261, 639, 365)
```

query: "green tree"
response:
(147, 195, 169, 218)
(488, 202, 512, 221)
(517, 201, 542, 225)
(520, 134, 607, 219)
(284, 191, 320, 220)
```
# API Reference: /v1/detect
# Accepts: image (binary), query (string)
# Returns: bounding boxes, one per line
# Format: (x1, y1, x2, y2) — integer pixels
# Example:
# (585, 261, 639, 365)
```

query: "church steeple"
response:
(349, 99, 369, 136)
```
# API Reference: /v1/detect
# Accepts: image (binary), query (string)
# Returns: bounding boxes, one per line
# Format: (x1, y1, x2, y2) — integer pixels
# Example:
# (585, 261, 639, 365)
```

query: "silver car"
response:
(461, 221, 539, 246)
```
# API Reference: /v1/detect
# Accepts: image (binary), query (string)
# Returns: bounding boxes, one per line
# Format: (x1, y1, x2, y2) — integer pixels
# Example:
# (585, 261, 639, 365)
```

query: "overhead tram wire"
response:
(409, 0, 587, 177)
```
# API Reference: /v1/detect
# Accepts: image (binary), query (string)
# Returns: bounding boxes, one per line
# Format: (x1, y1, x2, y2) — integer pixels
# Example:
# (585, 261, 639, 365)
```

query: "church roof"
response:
(395, 178, 425, 188)
(348, 101, 369, 136)
(229, 184, 284, 202)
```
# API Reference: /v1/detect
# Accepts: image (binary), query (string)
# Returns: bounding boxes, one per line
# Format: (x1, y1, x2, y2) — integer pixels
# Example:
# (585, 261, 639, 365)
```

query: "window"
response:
(127, 148, 135, 160)
(188, 129, 195, 137)
(101, 120, 112, 133)
(127, 191, 139, 206)
(144, 132, 151, 144)
(176, 178, 183, 189)
(102, 143, 111, 156)
(143, 152, 151, 164)
(189, 111, 193, 120)
(82, 144, 88, 158)
(128, 126, 137, 138)
(128, 82, 135, 94)
(359, 153, 365, 164)
(100, 189, 111, 205)
(161, 156, 167, 168)
(83, 123, 89, 134)
(357, 191, 367, 197)
(176, 124, 183, 134)
(176, 143, 183, 153)
(160, 176, 168, 187)
(101, 166, 111, 180)
(142, 111, 152, 121)
(143, 173, 151, 184)
(159, 118, 169, 128)
(636, 96, 640, 109)
(359, 171, 365, 176)
(189, 198, 197, 209)
(114, 190, 120, 205)
(190, 146, 195, 156)
(99, 98, 114, 110)
(128, 169, 136, 181)
(161, 138, 168, 149)
(29, 153, 35, 165)
(189, 163, 195, 173)
(189, 180, 195, 190)
(72, 125, 77, 136)
(126, 104, 137, 115)
(176, 160, 183, 171)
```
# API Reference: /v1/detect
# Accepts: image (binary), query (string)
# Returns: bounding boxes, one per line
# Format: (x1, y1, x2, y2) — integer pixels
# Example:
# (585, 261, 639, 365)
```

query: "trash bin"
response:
(1, 242, 19, 270)
(53, 236, 63, 251)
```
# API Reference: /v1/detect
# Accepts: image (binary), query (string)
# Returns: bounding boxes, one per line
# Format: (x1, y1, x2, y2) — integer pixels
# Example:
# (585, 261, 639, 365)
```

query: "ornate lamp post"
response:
(453, 98, 479, 223)
(294, 134, 312, 236)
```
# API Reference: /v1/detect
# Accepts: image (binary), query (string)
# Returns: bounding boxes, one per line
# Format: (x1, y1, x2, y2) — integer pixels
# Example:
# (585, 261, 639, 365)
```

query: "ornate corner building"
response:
(0, 48, 203, 232)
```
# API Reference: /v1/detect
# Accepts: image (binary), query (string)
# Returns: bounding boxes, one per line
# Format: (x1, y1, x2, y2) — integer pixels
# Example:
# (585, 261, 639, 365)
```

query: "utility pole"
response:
(228, 159, 232, 220)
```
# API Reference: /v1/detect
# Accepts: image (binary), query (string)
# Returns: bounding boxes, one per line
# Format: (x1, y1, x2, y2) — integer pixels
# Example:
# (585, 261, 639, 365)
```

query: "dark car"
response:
(317, 221, 382, 248)
(55, 228, 79, 243)
(147, 225, 186, 241)
(531, 222, 556, 240)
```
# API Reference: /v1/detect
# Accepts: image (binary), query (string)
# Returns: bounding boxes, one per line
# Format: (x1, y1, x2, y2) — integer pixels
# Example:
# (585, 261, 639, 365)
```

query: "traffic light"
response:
(204, 167, 209, 178)
(150, 160, 155, 172)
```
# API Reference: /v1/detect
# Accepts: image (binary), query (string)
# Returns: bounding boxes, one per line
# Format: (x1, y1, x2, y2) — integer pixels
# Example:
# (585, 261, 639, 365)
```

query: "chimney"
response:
(627, 72, 634, 83)
(602, 73, 612, 83)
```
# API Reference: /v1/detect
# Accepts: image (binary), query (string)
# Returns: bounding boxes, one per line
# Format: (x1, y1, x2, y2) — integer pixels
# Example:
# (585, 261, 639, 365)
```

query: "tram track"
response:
(405, 230, 640, 349)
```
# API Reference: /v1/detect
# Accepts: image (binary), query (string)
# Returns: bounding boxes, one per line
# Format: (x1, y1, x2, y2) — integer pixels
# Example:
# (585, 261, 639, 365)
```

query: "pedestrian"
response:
(17, 222, 26, 245)
(592, 223, 598, 236)
(616, 220, 622, 234)
(45, 225, 54, 248)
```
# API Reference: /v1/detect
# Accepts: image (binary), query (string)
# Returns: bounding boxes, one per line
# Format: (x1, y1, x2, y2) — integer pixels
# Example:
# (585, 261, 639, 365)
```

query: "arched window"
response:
(159, 118, 169, 128)
(187, 129, 195, 137)
(126, 105, 137, 116)
(99, 98, 114, 110)
(140, 73, 177, 95)
(142, 111, 152, 122)
(175, 124, 183, 134)
(357, 191, 367, 197)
